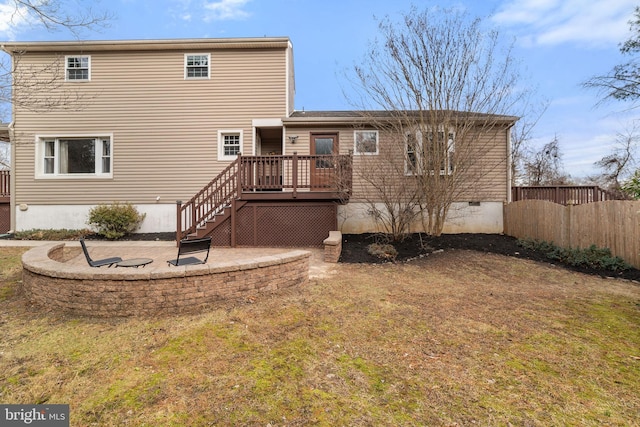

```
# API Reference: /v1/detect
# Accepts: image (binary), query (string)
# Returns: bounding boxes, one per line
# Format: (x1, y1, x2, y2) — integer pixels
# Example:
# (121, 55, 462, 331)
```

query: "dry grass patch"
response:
(0, 247, 28, 301)
(0, 249, 639, 425)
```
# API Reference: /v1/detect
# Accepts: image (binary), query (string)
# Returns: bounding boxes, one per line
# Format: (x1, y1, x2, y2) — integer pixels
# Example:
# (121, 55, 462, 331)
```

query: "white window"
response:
(65, 55, 90, 81)
(405, 129, 455, 175)
(185, 53, 210, 79)
(405, 132, 420, 175)
(37, 135, 112, 178)
(354, 130, 379, 155)
(218, 130, 243, 160)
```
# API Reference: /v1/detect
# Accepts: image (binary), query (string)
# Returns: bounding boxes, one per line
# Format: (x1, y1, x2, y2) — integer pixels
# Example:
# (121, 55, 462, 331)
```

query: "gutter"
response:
(0, 37, 292, 53)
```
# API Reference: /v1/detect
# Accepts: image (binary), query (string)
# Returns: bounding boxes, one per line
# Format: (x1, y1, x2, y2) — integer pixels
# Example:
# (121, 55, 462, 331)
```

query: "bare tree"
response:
(588, 124, 639, 197)
(0, 0, 112, 119)
(346, 7, 521, 237)
(522, 137, 570, 185)
(510, 97, 549, 185)
(0, 141, 9, 169)
(5, 0, 111, 37)
(583, 6, 640, 108)
(351, 126, 421, 239)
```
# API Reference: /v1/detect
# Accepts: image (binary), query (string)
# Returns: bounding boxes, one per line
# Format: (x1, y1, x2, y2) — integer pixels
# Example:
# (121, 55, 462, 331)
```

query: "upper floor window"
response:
(218, 130, 243, 160)
(405, 129, 455, 176)
(185, 54, 210, 79)
(37, 135, 112, 178)
(65, 56, 90, 81)
(354, 130, 379, 155)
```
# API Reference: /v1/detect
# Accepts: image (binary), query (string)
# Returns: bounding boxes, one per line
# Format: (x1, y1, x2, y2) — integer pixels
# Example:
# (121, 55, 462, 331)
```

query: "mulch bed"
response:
(339, 233, 640, 282)
(80, 231, 640, 282)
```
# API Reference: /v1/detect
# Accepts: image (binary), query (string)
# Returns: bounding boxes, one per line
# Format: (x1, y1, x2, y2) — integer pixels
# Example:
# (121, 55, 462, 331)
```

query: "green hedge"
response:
(518, 238, 631, 272)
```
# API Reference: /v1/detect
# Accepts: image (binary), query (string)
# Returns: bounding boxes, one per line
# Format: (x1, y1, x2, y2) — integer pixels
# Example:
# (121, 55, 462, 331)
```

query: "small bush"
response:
(367, 243, 398, 261)
(518, 238, 631, 272)
(87, 202, 146, 240)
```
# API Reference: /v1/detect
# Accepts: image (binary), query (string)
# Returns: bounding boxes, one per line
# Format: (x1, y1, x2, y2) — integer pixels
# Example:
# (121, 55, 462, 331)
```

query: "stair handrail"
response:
(176, 156, 241, 242)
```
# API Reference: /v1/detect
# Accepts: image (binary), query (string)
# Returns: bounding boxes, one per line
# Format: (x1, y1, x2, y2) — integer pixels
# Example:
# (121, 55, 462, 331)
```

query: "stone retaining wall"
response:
(22, 243, 310, 317)
(323, 231, 342, 263)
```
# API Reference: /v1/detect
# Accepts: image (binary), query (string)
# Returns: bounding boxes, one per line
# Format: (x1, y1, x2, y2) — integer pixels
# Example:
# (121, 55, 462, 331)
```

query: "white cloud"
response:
(203, 0, 251, 22)
(493, 0, 638, 47)
(0, 2, 32, 40)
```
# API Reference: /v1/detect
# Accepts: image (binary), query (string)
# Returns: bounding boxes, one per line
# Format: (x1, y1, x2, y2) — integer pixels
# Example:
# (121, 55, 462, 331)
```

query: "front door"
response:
(310, 133, 338, 190)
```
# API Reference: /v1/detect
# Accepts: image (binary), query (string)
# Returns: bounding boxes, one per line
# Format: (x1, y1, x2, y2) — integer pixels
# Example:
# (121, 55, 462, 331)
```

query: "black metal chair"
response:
(167, 237, 212, 266)
(80, 238, 122, 267)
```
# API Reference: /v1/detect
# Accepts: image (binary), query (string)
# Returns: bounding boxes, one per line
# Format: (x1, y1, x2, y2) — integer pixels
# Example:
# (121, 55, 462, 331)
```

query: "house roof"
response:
(284, 110, 519, 126)
(0, 37, 291, 54)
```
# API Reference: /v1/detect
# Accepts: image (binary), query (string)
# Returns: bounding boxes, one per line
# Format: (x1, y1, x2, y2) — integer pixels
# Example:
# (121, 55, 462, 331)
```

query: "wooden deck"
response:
(177, 153, 352, 242)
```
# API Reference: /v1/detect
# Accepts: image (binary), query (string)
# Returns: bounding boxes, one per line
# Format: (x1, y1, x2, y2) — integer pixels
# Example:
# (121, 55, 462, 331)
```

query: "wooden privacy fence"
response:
(511, 185, 617, 205)
(504, 199, 640, 269)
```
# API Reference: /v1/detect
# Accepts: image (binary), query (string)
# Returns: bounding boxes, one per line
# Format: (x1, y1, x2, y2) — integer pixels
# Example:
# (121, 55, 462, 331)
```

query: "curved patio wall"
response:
(22, 243, 310, 317)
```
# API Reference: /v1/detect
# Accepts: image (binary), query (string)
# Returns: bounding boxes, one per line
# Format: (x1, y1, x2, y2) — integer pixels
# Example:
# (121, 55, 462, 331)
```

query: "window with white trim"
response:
(218, 130, 243, 160)
(65, 56, 90, 81)
(185, 53, 210, 79)
(405, 129, 455, 175)
(354, 130, 379, 155)
(37, 136, 112, 177)
(405, 132, 419, 175)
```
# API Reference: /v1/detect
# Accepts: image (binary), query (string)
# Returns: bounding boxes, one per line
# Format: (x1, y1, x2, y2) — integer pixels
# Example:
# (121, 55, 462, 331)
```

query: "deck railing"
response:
(177, 153, 352, 242)
(512, 185, 619, 205)
(0, 170, 9, 198)
(177, 157, 241, 242)
(239, 152, 353, 195)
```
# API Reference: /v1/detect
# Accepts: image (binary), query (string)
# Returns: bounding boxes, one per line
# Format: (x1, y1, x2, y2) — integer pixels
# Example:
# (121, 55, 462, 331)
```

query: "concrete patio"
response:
(1, 239, 337, 279)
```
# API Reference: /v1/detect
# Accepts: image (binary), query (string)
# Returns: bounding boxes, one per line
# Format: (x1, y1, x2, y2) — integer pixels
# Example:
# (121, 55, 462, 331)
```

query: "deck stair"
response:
(176, 153, 353, 245)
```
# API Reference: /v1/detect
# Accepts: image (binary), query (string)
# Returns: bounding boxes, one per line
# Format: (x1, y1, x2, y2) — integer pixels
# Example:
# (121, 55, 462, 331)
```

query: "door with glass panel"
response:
(310, 133, 338, 190)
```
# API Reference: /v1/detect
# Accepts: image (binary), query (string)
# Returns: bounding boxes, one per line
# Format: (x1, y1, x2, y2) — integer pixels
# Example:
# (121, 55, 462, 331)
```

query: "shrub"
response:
(87, 202, 146, 240)
(367, 243, 398, 261)
(517, 238, 631, 272)
(13, 229, 91, 240)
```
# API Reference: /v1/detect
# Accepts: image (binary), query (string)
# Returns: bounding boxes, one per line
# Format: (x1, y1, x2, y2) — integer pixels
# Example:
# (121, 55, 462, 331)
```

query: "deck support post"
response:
(175, 200, 182, 246)
(231, 198, 237, 247)
(292, 151, 298, 198)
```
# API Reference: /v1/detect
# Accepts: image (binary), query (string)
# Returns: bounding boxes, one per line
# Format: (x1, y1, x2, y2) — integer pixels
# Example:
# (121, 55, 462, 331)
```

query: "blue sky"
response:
(1, 0, 638, 179)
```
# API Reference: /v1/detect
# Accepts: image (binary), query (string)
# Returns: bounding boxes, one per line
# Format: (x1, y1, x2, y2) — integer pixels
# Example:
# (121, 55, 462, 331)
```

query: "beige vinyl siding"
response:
(13, 46, 288, 205)
(284, 124, 509, 203)
(454, 126, 510, 201)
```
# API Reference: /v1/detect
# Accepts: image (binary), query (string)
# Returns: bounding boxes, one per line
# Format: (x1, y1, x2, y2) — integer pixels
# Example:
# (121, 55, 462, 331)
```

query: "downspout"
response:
(4, 44, 17, 232)
(506, 123, 514, 203)
(285, 40, 295, 117)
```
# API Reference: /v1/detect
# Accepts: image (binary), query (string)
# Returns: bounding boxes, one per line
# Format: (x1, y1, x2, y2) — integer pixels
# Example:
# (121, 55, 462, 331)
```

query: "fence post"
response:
(564, 203, 572, 248)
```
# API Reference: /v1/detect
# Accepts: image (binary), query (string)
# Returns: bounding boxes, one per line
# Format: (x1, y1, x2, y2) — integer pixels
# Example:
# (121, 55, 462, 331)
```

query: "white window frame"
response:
(354, 130, 379, 155)
(218, 130, 243, 161)
(404, 128, 455, 176)
(35, 134, 113, 179)
(65, 55, 91, 81)
(184, 53, 210, 79)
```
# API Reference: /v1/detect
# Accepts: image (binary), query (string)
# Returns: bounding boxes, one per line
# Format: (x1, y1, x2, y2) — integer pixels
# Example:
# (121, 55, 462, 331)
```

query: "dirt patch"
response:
(339, 233, 640, 282)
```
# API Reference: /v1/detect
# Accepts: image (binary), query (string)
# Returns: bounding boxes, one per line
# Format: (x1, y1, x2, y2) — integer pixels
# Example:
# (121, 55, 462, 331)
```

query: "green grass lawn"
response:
(1, 247, 639, 426)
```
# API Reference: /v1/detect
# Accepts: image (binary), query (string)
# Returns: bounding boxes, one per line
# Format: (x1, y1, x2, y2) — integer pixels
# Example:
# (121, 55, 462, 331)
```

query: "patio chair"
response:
(167, 237, 212, 266)
(80, 238, 122, 267)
